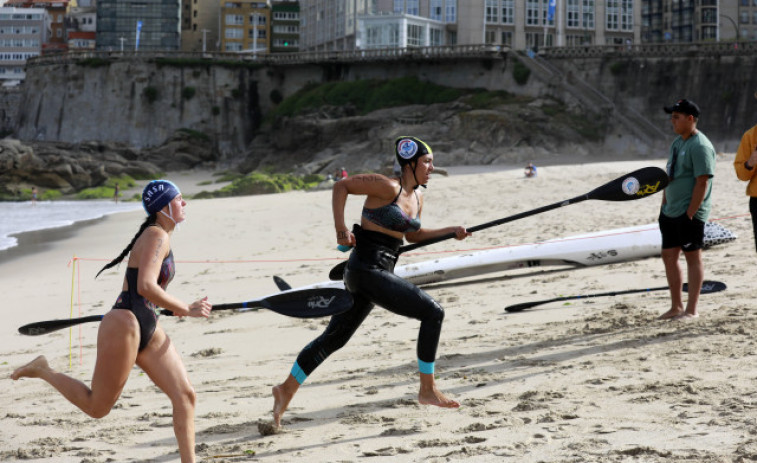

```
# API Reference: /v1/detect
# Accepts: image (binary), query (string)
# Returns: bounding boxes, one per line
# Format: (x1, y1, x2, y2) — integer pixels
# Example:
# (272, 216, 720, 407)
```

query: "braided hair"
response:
(95, 214, 157, 279)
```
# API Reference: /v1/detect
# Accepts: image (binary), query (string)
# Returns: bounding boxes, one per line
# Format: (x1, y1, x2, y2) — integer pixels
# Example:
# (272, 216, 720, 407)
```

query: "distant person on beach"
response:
(340, 166, 348, 179)
(733, 101, 757, 251)
(30, 187, 37, 205)
(524, 162, 537, 178)
(270, 136, 471, 430)
(11, 180, 212, 463)
(658, 99, 715, 320)
(113, 183, 119, 203)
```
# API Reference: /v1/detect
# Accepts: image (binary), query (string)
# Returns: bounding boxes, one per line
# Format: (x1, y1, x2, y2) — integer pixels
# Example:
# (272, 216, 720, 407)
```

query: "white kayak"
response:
(273, 221, 736, 291)
(396, 220, 735, 286)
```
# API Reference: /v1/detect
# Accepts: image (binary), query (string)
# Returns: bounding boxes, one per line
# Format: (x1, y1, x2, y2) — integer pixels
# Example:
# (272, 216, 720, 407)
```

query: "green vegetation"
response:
(212, 105, 221, 116)
(194, 171, 324, 199)
(463, 89, 529, 109)
(76, 57, 112, 68)
(177, 128, 211, 141)
(104, 174, 136, 189)
(143, 86, 159, 103)
(271, 77, 464, 119)
(75, 186, 117, 200)
(153, 57, 263, 71)
(182, 86, 196, 100)
(609, 61, 629, 76)
(512, 60, 531, 85)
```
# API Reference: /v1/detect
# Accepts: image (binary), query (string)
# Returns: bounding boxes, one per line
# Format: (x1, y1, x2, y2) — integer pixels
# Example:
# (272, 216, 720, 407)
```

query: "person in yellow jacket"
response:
(734, 121, 757, 251)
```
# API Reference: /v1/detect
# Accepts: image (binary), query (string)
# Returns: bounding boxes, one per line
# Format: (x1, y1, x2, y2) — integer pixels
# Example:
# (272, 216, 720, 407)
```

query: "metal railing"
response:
(541, 41, 757, 59)
(25, 44, 509, 68)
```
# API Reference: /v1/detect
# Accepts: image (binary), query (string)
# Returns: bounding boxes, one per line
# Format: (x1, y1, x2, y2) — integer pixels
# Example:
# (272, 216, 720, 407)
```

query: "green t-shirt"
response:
(662, 131, 716, 221)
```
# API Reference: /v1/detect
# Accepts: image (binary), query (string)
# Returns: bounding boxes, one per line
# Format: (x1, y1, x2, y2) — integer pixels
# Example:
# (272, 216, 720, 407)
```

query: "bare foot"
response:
(674, 312, 699, 321)
(658, 308, 683, 320)
(418, 386, 460, 408)
(11, 355, 50, 380)
(272, 384, 294, 428)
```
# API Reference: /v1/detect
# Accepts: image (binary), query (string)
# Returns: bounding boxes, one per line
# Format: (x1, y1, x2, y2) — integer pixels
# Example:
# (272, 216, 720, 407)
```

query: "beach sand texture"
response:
(3, 156, 757, 462)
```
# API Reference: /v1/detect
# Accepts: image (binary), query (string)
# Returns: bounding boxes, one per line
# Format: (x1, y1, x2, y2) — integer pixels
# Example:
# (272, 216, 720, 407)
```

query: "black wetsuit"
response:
(290, 225, 444, 383)
(112, 250, 175, 351)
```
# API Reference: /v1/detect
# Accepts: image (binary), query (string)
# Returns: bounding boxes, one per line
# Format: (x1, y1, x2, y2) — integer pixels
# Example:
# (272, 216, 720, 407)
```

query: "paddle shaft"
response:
(505, 280, 726, 312)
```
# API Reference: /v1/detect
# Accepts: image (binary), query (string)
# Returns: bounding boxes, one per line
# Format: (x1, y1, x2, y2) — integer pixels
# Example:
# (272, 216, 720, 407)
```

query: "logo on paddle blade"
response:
(308, 295, 336, 309)
(635, 180, 663, 197)
(621, 177, 640, 195)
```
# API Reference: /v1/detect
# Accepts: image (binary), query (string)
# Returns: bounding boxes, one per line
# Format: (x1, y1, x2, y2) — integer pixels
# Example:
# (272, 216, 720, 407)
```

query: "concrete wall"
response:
(13, 47, 757, 154)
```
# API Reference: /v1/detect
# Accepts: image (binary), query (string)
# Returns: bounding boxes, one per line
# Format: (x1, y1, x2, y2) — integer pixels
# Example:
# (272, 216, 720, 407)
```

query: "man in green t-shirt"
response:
(658, 99, 716, 320)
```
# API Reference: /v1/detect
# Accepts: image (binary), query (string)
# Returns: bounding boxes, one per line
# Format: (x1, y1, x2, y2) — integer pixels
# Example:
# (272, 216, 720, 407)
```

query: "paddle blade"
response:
(586, 167, 668, 202)
(18, 315, 104, 336)
(683, 280, 727, 294)
(255, 288, 353, 318)
(329, 261, 348, 281)
(273, 275, 293, 291)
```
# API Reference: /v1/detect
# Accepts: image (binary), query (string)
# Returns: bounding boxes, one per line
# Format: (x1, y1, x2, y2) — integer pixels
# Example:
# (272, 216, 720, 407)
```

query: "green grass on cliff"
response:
(193, 171, 324, 199)
(271, 77, 466, 118)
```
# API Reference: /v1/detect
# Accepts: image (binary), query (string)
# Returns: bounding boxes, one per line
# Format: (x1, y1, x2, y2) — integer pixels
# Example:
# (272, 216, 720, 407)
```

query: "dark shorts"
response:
(659, 213, 705, 252)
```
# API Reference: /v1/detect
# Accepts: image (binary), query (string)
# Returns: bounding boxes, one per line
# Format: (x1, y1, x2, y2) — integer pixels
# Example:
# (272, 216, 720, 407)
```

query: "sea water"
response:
(0, 200, 143, 251)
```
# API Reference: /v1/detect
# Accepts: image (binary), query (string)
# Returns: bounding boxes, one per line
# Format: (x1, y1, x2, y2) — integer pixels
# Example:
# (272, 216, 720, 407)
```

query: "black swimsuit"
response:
(112, 250, 175, 351)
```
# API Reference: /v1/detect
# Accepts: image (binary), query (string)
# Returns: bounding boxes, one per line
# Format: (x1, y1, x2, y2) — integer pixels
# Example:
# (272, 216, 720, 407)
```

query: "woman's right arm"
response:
(134, 228, 212, 318)
(332, 174, 396, 247)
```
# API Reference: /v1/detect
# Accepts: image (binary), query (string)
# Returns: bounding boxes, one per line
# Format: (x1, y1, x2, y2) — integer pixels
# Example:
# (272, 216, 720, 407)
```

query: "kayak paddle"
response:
(504, 280, 727, 313)
(328, 166, 669, 280)
(18, 288, 354, 336)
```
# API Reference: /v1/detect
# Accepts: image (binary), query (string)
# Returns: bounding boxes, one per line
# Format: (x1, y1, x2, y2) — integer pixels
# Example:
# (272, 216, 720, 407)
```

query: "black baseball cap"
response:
(663, 99, 700, 118)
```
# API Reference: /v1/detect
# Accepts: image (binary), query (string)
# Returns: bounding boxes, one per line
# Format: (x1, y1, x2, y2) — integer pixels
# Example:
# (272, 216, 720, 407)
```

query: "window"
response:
(501, 30, 512, 45)
(407, 23, 422, 46)
(502, 0, 514, 24)
(430, 0, 443, 20)
(526, 0, 540, 25)
(225, 28, 243, 39)
(225, 42, 242, 51)
(445, 0, 456, 23)
(486, 0, 498, 23)
(407, 0, 419, 15)
(606, 0, 619, 30)
(226, 14, 244, 26)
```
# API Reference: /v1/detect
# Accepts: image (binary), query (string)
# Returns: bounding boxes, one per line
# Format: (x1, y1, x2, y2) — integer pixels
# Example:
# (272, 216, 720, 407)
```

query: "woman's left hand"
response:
(187, 296, 213, 318)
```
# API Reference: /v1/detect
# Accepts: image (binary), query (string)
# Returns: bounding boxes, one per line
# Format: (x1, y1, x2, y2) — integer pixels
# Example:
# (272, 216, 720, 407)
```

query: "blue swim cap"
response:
(142, 180, 180, 215)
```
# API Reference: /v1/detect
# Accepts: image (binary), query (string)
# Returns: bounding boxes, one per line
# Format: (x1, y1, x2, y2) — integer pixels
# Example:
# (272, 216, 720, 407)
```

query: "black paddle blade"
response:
(586, 166, 668, 202)
(18, 315, 104, 336)
(329, 262, 348, 281)
(273, 275, 293, 291)
(257, 288, 353, 318)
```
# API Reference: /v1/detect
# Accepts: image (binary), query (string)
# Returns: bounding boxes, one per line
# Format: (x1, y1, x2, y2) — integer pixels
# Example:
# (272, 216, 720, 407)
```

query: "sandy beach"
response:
(3, 154, 757, 462)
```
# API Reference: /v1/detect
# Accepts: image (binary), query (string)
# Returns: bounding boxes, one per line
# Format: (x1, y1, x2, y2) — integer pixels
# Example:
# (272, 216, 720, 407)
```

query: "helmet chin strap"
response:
(160, 203, 182, 230)
(411, 161, 427, 189)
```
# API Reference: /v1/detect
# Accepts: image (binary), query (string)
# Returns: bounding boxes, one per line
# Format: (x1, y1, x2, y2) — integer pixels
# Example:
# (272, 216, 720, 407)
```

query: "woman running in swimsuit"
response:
(11, 180, 212, 463)
(271, 136, 471, 428)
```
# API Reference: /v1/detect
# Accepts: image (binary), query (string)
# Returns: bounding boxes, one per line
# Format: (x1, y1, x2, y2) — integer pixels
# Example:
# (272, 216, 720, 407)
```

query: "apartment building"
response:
(300, 0, 637, 51)
(641, 0, 717, 43)
(0, 6, 45, 83)
(219, 1, 270, 53)
(5, 0, 69, 52)
(180, 0, 220, 52)
(96, 0, 181, 51)
(271, 0, 300, 52)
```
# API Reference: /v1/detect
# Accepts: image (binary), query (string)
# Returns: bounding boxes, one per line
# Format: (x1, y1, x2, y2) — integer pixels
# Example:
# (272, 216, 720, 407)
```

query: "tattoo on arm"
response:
(337, 231, 348, 239)
(152, 238, 164, 263)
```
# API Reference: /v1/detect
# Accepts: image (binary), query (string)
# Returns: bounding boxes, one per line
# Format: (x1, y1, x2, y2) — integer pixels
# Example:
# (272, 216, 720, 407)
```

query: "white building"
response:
(0, 7, 46, 83)
(300, 0, 637, 52)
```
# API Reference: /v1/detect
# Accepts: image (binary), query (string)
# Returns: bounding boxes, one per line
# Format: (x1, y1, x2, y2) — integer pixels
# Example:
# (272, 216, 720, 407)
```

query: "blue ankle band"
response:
(418, 359, 435, 375)
(291, 362, 307, 385)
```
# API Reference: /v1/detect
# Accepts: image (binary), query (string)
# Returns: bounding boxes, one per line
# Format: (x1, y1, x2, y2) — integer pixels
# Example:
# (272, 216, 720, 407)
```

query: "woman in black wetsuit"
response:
(11, 180, 212, 463)
(271, 136, 471, 428)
